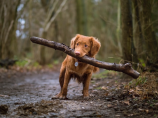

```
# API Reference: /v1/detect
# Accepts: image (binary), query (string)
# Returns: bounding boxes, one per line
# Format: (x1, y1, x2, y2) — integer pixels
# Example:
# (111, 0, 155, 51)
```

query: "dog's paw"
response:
(83, 94, 90, 99)
(51, 95, 60, 99)
(59, 95, 68, 100)
(83, 96, 89, 100)
(51, 93, 61, 99)
(51, 96, 59, 99)
(52, 93, 68, 100)
(83, 92, 89, 97)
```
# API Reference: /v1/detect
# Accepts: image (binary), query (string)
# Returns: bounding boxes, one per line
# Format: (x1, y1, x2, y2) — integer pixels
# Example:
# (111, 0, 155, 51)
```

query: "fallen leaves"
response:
(107, 104, 113, 108)
(17, 100, 63, 116)
(0, 105, 8, 114)
(94, 72, 158, 117)
(101, 86, 107, 90)
(0, 94, 9, 98)
(122, 100, 130, 106)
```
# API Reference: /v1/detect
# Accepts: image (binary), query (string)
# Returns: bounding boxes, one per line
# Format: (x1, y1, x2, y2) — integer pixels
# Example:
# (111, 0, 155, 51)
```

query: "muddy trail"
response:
(0, 68, 158, 118)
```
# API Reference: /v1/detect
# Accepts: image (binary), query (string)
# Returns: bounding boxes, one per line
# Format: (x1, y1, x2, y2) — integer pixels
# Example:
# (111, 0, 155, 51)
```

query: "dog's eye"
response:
(85, 45, 87, 47)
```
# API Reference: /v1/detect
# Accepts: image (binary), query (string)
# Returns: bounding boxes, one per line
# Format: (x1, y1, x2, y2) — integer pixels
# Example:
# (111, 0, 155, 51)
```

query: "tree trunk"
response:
(0, 0, 3, 58)
(120, 0, 138, 68)
(76, 0, 88, 35)
(116, 0, 122, 54)
(138, 0, 158, 71)
(0, 0, 20, 59)
(39, 31, 47, 65)
(133, 0, 144, 59)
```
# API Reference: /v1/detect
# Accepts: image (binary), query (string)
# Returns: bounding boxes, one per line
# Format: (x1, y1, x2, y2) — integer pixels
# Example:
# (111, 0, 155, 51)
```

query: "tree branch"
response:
(45, 0, 67, 31)
(30, 37, 140, 79)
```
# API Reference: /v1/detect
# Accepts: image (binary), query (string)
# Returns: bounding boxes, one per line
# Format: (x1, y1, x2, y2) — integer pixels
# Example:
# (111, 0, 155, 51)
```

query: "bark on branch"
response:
(30, 37, 140, 79)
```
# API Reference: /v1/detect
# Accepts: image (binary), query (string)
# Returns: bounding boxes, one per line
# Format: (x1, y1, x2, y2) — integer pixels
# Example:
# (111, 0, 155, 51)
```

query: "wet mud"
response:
(0, 69, 158, 117)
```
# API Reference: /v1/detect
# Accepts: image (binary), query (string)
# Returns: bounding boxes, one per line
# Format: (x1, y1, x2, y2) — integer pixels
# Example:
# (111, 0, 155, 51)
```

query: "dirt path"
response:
(0, 69, 115, 117)
(0, 68, 157, 117)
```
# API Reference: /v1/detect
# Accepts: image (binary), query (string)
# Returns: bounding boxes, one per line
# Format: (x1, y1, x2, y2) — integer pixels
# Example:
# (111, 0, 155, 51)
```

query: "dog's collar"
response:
(75, 62, 78, 67)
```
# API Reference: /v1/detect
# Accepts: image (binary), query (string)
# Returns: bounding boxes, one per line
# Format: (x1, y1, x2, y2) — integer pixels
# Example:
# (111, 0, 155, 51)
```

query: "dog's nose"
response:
(75, 51, 80, 56)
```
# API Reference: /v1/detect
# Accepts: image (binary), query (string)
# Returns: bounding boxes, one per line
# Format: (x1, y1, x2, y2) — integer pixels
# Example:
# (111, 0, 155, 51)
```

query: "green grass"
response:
(96, 87, 102, 90)
(128, 76, 147, 87)
(16, 60, 28, 67)
(33, 62, 41, 67)
(47, 64, 53, 68)
(15, 60, 42, 68)
(92, 70, 108, 79)
(139, 59, 146, 67)
(92, 70, 118, 79)
(53, 60, 59, 65)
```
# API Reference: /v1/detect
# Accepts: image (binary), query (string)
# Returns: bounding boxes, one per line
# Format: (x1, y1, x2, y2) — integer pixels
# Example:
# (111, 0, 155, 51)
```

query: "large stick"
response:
(30, 37, 140, 79)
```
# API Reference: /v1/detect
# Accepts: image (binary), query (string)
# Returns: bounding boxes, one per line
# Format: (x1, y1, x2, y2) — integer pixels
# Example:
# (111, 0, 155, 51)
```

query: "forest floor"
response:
(0, 65, 158, 118)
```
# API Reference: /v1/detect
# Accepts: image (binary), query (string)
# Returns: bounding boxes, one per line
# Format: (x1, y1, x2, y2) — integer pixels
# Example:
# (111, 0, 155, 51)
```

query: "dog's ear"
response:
(70, 34, 80, 49)
(90, 37, 101, 57)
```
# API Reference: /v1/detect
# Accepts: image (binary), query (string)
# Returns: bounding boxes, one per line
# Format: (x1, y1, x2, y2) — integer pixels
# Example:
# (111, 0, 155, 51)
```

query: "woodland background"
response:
(0, 0, 158, 72)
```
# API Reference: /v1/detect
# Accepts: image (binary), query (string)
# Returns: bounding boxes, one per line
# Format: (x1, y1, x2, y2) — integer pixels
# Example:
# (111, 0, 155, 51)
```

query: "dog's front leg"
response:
(52, 64, 66, 99)
(59, 70, 71, 99)
(83, 73, 92, 98)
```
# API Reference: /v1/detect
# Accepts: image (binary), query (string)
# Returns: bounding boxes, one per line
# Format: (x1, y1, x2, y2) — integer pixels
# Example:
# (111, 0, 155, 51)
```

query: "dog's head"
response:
(70, 34, 101, 57)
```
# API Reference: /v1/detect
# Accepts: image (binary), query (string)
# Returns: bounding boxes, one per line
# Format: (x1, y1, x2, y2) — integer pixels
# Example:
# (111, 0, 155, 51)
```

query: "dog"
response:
(54, 34, 101, 99)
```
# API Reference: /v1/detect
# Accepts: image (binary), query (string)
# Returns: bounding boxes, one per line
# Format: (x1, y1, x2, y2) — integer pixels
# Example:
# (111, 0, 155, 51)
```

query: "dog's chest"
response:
(70, 63, 89, 77)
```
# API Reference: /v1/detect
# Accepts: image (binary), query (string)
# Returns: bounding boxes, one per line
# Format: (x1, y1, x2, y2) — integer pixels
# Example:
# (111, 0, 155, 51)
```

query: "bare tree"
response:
(0, 0, 20, 59)
(76, 0, 88, 35)
(133, 0, 144, 59)
(116, 0, 122, 54)
(39, 0, 68, 64)
(138, 0, 158, 71)
(120, 0, 138, 68)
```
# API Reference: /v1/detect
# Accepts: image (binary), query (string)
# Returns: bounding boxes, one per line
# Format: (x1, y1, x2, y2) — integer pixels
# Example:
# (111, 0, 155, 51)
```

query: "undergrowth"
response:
(92, 70, 118, 79)
(126, 72, 158, 99)
(15, 59, 60, 69)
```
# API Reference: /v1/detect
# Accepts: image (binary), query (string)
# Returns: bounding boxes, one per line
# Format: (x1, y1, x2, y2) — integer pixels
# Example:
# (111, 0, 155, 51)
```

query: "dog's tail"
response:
(93, 67, 99, 73)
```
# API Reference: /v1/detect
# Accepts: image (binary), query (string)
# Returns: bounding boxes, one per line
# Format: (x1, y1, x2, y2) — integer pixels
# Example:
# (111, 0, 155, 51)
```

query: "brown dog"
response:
(54, 34, 101, 99)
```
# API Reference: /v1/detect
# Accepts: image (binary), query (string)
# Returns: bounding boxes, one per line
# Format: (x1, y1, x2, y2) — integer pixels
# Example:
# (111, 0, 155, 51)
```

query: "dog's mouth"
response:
(76, 59, 81, 62)
(74, 58, 82, 63)
(75, 54, 88, 62)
